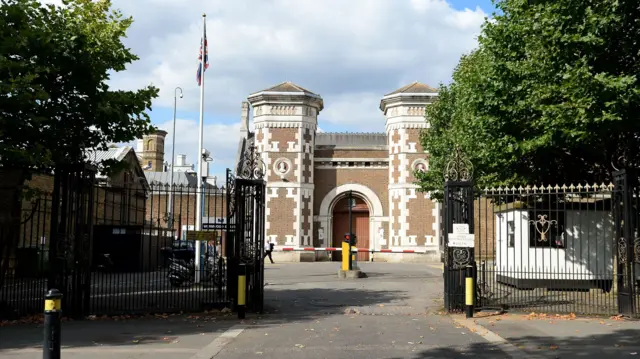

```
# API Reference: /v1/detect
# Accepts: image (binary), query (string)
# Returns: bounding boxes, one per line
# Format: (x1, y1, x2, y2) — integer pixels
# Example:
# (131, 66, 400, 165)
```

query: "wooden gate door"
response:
(354, 213, 370, 261)
(332, 213, 349, 262)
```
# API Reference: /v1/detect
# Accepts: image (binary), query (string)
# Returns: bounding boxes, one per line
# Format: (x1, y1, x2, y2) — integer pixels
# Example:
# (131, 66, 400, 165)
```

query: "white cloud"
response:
(155, 118, 240, 179)
(102, 0, 486, 116)
(321, 92, 384, 130)
(38, 0, 488, 173)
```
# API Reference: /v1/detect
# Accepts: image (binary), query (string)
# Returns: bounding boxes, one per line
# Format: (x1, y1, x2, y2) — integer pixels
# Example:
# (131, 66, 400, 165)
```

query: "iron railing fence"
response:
(1, 179, 232, 320)
(472, 181, 639, 317)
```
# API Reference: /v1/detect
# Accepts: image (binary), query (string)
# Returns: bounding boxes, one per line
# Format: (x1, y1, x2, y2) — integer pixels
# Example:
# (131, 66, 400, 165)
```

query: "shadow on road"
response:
(0, 262, 441, 352)
(389, 328, 640, 358)
(0, 314, 236, 351)
(0, 286, 410, 351)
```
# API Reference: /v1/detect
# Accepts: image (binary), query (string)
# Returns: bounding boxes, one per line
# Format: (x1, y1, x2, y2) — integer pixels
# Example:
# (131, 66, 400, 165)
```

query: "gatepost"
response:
(442, 146, 476, 315)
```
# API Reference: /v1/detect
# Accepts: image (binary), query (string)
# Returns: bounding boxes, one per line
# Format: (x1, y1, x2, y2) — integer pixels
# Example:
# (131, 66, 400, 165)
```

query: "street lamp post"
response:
(168, 86, 183, 232)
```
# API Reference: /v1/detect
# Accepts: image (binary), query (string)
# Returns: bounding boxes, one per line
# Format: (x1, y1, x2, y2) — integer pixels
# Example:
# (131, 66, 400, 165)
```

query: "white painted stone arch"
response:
(316, 184, 386, 251)
(319, 183, 384, 217)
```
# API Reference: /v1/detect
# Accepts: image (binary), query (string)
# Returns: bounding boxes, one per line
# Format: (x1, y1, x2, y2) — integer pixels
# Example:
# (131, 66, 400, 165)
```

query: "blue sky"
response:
(90, 0, 497, 180)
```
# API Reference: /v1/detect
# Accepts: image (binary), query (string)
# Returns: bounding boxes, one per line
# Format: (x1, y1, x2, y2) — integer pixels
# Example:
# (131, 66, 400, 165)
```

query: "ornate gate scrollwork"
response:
(237, 143, 266, 180)
(452, 248, 471, 268)
(444, 146, 474, 182)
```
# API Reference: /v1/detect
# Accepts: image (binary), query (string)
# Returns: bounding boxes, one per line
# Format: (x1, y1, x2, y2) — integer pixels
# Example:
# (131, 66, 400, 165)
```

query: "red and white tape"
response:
(276, 247, 426, 254)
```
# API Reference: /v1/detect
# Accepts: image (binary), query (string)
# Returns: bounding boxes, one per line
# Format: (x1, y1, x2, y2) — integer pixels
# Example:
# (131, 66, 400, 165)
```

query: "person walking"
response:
(264, 240, 274, 264)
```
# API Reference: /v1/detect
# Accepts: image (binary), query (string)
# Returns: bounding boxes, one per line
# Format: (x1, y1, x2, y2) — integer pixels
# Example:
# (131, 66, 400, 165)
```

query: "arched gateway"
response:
(318, 184, 385, 262)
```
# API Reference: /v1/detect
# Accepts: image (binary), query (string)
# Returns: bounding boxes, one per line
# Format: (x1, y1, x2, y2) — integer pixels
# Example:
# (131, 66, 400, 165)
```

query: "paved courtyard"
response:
(2, 261, 636, 358)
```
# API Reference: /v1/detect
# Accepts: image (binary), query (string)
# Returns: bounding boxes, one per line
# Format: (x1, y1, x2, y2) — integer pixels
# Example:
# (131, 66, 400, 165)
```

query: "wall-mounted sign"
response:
(186, 230, 216, 242)
(452, 223, 469, 234)
(448, 233, 474, 248)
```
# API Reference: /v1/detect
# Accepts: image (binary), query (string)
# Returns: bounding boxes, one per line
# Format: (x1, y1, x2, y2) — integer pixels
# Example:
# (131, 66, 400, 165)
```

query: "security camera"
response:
(179, 93, 183, 99)
(202, 148, 211, 158)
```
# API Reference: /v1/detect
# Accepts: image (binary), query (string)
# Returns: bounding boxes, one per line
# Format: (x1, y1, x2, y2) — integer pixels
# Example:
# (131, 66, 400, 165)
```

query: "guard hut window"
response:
(507, 220, 515, 248)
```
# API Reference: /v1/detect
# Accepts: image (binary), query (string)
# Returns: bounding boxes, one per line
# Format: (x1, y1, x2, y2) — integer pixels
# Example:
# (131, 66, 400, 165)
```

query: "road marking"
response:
(452, 316, 546, 359)
(189, 324, 247, 359)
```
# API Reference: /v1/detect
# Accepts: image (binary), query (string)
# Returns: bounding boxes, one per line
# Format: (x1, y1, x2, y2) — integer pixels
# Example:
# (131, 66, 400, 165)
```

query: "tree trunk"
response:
(0, 168, 26, 290)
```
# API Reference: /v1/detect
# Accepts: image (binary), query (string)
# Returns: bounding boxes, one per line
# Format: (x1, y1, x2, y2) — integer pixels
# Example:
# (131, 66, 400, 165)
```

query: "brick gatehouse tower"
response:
(238, 81, 441, 262)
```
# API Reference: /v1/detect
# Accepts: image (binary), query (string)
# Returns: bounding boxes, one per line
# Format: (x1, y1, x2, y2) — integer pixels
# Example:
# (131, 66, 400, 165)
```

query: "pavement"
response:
(0, 312, 239, 358)
(2, 261, 638, 358)
(457, 312, 640, 358)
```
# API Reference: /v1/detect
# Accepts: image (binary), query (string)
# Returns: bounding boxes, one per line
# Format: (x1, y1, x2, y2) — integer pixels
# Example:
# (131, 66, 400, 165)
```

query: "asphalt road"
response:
(215, 262, 511, 359)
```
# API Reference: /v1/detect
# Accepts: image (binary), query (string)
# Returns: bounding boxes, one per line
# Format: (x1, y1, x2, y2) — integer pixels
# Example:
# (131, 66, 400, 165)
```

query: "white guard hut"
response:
(493, 196, 626, 290)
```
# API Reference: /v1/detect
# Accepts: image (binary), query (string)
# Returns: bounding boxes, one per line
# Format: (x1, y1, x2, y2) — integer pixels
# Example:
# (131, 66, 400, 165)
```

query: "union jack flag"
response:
(196, 22, 209, 86)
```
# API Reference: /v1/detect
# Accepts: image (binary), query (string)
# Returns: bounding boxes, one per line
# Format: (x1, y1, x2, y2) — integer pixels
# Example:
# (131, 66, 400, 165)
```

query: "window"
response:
(528, 210, 566, 248)
(507, 220, 515, 248)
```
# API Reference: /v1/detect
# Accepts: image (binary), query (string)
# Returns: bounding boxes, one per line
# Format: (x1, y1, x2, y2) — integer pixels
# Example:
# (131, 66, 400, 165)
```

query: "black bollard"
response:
(43, 288, 63, 359)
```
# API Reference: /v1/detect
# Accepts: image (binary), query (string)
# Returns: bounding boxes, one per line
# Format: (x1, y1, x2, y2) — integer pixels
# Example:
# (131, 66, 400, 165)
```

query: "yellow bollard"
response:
(341, 241, 349, 271)
(465, 265, 474, 318)
(238, 263, 246, 319)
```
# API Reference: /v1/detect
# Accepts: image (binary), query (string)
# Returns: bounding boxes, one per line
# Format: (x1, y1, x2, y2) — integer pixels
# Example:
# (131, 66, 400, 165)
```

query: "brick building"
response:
(243, 81, 443, 262)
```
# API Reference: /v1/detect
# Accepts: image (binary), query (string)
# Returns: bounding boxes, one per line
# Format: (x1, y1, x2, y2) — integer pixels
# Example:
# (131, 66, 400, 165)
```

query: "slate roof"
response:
(384, 81, 438, 96)
(85, 146, 132, 164)
(256, 81, 319, 96)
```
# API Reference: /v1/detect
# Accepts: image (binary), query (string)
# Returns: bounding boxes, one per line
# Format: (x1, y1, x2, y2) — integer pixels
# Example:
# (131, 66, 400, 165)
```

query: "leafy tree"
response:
(0, 0, 158, 286)
(418, 0, 640, 197)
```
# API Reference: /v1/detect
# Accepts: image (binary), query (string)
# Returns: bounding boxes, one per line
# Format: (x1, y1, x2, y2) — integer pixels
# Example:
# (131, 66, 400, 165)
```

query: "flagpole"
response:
(195, 13, 206, 284)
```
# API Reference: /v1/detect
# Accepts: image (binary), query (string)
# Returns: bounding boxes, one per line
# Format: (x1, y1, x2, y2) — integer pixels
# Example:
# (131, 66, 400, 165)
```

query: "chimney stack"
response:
(176, 154, 186, 166)
(240, 101, 250, 139)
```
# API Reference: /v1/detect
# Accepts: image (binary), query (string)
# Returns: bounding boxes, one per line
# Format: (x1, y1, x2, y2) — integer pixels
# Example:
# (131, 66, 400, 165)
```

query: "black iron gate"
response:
(48, 164, 96, 318)
(613, 169, 638, 316)
(226, 143, 266, 313)
(443, 147, 476, 312)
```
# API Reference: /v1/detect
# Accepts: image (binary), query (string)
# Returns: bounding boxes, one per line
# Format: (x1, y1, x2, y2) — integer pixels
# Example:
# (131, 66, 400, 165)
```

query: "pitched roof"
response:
(257, 81, 319, 96)
(144, 171, 218, 189)
(85, 146, 132, 164)
(385, 81, 438, 96)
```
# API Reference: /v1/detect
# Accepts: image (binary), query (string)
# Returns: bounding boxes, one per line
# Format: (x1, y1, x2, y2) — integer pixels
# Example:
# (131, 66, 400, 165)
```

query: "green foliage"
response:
(0, 0, 158, 174)
(418, 0, 640, 198)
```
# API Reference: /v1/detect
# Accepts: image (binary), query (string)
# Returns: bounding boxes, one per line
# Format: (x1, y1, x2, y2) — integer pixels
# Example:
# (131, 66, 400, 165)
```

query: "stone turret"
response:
(140, 129, 168, 172)
(380, 82, 439, 249)
(247, 82, 323, 253)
